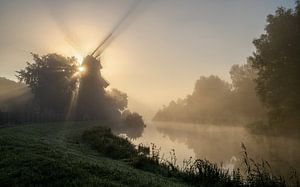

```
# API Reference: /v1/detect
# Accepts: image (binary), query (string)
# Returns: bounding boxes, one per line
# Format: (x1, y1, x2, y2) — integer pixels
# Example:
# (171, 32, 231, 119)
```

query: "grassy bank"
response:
(0, 122, 297, 186)
(0, 122, 186, 186)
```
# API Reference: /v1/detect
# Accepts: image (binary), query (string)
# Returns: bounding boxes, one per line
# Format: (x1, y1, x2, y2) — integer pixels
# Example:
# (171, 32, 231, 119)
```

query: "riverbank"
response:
(0, 122, 186, 186)
(0, 121, 297, 186)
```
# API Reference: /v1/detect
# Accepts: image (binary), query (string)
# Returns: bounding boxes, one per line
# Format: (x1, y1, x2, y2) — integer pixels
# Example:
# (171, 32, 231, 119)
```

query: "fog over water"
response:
(132, 121, 300, 177)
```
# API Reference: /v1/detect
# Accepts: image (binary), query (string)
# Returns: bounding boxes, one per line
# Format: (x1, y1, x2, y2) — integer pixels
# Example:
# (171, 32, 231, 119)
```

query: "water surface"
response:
(132, 121, 300, 176)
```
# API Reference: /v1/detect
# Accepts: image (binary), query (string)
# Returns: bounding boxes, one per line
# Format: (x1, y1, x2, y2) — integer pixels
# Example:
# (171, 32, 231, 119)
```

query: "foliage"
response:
(229, 62, 266, 120)
(132, 143, 296, 187)
(15, 53, 134, 122)
(107, 89, 128, 111)
(121, 110, 145, 139)
(154, 73, 265, 124)
(240, 144, 288, 187)
(16, 53, 78, 113)
(131, 143, 241, 186)
(249, 2, 300, 125)
(82, 127, 137, 159)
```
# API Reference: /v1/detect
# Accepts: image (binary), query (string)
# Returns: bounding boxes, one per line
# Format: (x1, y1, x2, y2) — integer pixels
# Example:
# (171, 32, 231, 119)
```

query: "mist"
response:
(153, 63, 265, 124)
(0, 0, 299, 186)
(0, 0, 295, 117)
(0, 77, 32, 112)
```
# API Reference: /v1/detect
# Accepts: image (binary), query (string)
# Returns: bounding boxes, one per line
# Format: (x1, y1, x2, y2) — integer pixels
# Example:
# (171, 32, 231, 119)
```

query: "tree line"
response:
(154, 2, 300, 127)
(153, 63, 265, 124)
(0, 53, 145, 137)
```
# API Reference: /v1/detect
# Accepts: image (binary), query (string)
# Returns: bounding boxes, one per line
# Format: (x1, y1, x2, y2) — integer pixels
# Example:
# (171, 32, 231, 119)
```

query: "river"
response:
(130, 121, 300, 177)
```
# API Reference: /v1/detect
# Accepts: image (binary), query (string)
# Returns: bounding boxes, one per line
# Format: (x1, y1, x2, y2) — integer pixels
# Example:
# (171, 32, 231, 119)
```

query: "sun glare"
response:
(75, 54, 84, 64)
(78, 66, 85, 73)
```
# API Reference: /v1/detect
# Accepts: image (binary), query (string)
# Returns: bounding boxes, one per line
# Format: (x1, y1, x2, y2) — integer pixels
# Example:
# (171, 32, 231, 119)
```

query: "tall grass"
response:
(82, 126, 299, 187)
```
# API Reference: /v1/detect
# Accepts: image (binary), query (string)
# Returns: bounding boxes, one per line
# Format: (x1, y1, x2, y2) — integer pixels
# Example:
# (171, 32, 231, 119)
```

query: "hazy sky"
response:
(0, 0, 295, 118)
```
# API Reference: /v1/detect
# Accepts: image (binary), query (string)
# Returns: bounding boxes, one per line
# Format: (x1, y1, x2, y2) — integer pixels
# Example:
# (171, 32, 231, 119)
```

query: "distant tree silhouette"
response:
(186, 76, 232, 123)
(17, 53, 78, 114)
(249, 2, 300, 124)
(0, 77, 32, 112)
(154, 75, 235, 124)
(154, 69, 266, 124)
(230, 62, 265, 120)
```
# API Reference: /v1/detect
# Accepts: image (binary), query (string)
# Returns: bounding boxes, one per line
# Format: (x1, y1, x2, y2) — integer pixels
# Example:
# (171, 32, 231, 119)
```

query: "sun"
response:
(78, 66, 85, 73)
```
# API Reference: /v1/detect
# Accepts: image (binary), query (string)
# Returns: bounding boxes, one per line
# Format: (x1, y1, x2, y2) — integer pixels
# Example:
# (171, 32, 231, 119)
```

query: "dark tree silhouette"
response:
(17, 53, 78, 113)
(249, 2, 300, 124)
(154, 68, 266, 124)
(154, 75, 234, 124)
(15, 53, 145, 137)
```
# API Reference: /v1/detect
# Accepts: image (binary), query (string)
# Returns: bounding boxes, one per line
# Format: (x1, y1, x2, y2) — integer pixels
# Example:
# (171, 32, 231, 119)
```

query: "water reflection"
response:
(132, 121, 300, 177)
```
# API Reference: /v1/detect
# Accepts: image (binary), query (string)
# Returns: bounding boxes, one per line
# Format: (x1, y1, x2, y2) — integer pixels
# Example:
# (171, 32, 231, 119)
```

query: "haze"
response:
(0, 0, 295, 119)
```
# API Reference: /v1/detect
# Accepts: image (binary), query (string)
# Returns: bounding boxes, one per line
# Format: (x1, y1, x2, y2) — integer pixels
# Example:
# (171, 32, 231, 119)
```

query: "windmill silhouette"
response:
(74, 1, 141, 120)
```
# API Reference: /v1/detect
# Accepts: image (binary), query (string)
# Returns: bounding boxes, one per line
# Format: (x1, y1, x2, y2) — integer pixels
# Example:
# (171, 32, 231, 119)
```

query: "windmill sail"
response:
(91, 33, 112, 57)
(91, 0, 141, 58)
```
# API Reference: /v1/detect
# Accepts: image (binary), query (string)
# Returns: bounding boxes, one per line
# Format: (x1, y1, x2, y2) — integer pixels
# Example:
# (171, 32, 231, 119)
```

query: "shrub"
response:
(82, 127, 137, 159)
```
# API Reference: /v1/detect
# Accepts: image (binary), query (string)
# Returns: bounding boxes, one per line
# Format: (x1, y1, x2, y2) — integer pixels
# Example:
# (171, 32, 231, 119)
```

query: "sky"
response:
(0, 0, 296, 119)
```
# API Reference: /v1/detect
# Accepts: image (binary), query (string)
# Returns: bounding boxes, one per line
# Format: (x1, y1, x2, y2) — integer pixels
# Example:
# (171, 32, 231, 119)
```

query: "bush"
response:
(82, 127, 137, 159)
(121, 111, 145, 139)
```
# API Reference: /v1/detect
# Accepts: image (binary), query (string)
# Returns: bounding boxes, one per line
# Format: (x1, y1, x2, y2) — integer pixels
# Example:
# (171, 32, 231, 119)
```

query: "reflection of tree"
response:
(121, 124, 144, 139)
(121, 111, 145, 139)
(109, 111, 145, 139)
(156, 123, 241, 163)
(155, 122, 300, 176)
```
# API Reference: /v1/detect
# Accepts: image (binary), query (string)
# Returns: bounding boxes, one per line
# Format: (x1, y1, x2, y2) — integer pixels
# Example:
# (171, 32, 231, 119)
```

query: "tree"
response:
(121, 110, 145, 139)
(187, 75, 232, 123)
(229, 62, 265, 120)
(249, 2, 300, 124)
(107, 89, 128, 111)
(17, 53, 78, 113)
(230, 62, 257, 93)
(153, 75, 233, 123)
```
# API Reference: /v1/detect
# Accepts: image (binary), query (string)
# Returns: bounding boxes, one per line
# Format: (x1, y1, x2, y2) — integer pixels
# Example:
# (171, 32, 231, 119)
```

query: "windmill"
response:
(74, 0, 142, 120)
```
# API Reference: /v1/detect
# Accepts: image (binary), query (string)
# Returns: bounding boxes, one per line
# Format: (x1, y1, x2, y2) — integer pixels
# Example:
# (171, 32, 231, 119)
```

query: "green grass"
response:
(0, 122, 297, 186)
(0, 122, 187, 186)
